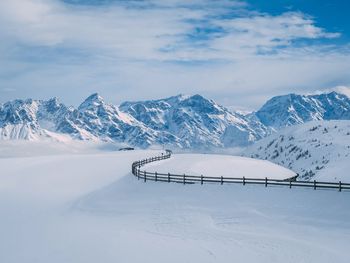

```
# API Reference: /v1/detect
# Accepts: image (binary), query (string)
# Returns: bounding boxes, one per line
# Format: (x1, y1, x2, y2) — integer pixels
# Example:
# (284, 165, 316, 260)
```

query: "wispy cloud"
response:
(0, 0, 349, 109)
(314, 86, 350, 98)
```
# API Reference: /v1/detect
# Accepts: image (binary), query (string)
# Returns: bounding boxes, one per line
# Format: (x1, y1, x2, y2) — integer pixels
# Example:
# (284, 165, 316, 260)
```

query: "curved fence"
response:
(131, 151, 350, 192)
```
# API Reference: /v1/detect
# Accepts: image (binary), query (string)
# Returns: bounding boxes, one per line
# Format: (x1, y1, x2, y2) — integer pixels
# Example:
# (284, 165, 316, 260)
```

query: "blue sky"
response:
(247, 0, 350, 42)
(0, 0, 350, 110)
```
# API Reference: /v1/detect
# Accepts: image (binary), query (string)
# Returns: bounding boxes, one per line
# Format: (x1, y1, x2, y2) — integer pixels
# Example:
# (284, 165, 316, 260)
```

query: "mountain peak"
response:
(42, 97, 63, 114)
(47, 97, 59, 103)
(188, 94, 206, 101)
(256, 91, 350, 128)
(86, 93, 104, 102)
(78, 93, 105, 110)
(45, 97, 60, 107)
(172, 94, 208, 102)
(162, 94, 190, 104)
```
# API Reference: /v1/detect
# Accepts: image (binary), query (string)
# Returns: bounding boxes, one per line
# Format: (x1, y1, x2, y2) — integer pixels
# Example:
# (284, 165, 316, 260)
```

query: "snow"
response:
(243, 120, 350, 182)
(144, 153, 296, 180)
(0, 142, 349, 263)
(0, 140, 129, 158)
(0, 123, 38, 140)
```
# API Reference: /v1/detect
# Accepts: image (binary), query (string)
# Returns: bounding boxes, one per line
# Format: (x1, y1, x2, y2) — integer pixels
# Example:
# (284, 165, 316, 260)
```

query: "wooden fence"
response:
(131, 151, 350, 192)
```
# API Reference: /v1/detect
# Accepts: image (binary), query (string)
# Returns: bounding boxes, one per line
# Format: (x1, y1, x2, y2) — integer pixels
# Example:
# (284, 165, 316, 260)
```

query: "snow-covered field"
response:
(0, 142, 349, 263)
(144, 153, 296, 180)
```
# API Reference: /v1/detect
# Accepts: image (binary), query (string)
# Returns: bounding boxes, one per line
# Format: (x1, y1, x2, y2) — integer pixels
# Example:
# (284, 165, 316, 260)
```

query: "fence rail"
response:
(131, 151, 350, 192)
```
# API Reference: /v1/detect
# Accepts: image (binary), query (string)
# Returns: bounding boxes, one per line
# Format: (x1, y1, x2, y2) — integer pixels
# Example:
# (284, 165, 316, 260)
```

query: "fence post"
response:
(289, 180, 292, 189)
(314, 180, 316, 190)
(243, 176, 245, 186)
(221, 176, 223, 185)
(201, 175, 203, 185)
(183, 174, 186, 185)
(137, 169, 140, 180)
(339, 181, 342, 192)
(144, 171, 146, 182)
(168, 172, 170, 183)
(155, 172, 157, 182)
(265, 177, 267, 187)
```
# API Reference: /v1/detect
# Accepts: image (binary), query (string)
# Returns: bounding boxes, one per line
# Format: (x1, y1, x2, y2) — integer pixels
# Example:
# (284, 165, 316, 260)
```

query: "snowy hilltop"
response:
(0, 91, 349, 150)
(242, 120, 350, 182)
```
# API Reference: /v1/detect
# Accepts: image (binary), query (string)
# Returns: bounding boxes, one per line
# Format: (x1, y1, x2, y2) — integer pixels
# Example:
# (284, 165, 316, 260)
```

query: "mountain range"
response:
(1, 91, 349, 149)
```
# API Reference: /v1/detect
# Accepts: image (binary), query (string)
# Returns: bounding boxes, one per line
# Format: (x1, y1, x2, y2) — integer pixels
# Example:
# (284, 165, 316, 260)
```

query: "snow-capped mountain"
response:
(242, 120, 350, 182)
(1, 91, 350, 149)
(255, 92, 350, 129)
(120, 94, 270, 148)
(0, 94, 182, 148)
(0, 98, 69, 141)
(0, 93, 270, 148)
(74, 93, 162, 147)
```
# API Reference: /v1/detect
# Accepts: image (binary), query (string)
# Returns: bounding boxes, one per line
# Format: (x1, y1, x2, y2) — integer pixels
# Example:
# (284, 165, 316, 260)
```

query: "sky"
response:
(0, 0, 350, 110)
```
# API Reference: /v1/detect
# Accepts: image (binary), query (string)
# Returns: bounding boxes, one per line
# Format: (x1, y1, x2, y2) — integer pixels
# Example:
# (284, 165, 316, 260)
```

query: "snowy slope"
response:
(0, 145, 349, 263)
(144, 153, 295, 180)
(242, 120, 350, 182)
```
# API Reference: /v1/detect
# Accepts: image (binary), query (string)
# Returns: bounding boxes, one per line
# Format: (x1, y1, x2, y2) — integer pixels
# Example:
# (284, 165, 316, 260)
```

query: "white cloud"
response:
(209, 12, 340, 58)
(315, 86, 350, 98)
(0, 0, 349, 109)
(0, 0, 341, 60)
(333, 86, 350, 98)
